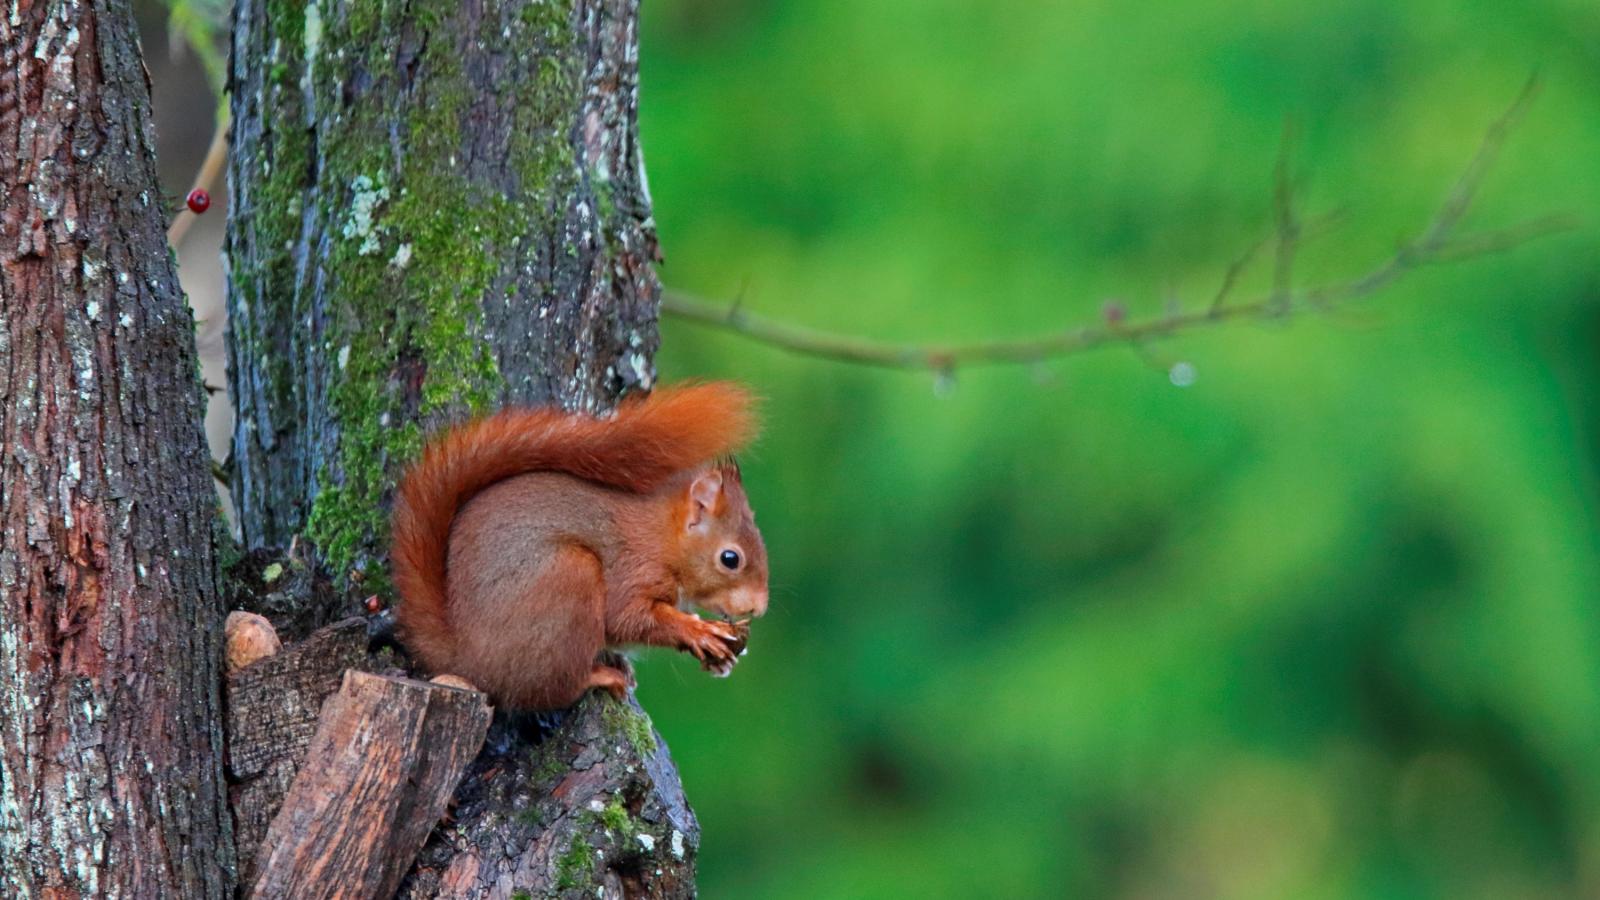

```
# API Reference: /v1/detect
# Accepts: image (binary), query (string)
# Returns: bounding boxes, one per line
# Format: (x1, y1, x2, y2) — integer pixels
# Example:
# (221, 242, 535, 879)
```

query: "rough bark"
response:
(226, 0, 662, 596)
(225, 0, 698, 893)
(398, 694, 700, 899)
(0, 1, 235, 896)
(249, 670, 493, 900)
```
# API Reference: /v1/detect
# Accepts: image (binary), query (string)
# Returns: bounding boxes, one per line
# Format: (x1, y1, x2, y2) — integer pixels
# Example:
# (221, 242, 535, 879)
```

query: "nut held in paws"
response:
(702, 619, 752, 675)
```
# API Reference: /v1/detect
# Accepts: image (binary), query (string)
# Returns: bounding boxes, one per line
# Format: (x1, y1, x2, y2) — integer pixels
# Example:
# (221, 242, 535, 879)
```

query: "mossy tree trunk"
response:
(226, 0, 661, 605)
(226, 0, 697, 894)
(0, 1, 235, 895)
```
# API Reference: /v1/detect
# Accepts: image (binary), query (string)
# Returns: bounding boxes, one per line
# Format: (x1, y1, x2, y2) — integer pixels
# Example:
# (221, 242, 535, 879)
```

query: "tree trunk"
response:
(226, 0, 662, 600)
(0, 1, 235, 896)
(225, 0, 698, 894)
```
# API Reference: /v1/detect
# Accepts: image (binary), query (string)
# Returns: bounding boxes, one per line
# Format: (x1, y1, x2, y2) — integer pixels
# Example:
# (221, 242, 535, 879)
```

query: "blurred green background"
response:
(142, 0, 1600, 896)
(631, 1, 1600, 897)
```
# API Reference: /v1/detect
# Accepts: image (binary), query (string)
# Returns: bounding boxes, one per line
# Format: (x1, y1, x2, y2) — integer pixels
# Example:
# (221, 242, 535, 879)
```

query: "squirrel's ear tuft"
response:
(716, 456, 743, 483)
(687, 469, 724, 527)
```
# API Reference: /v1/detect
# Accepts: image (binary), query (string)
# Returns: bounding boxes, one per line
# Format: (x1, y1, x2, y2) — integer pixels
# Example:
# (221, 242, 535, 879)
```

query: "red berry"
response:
(364, 594, 383, 614)
(186, 189, 211, 214)
(1101, 300, 1127, 325)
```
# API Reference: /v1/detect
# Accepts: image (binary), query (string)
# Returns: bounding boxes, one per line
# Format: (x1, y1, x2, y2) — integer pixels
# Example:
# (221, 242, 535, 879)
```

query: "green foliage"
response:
(159, 0, 228, 104)
(630, 1, 1600, 898)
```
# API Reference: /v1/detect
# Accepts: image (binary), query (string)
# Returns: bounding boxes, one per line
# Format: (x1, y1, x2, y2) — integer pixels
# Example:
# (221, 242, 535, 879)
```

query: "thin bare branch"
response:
(1210, 207, 1344, 317)
(661, 80, 1577, 374)
(1270, 119, 1301, 312)
(1208, 235, 1266, 316)
(166, 111, 228, 248)
(1425, 213, 1583, 262)
(1417, 75, 1542, 248)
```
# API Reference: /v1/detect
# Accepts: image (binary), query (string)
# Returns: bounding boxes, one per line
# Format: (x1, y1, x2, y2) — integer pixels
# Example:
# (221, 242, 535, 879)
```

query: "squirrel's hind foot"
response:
(585, 664, 635, 701)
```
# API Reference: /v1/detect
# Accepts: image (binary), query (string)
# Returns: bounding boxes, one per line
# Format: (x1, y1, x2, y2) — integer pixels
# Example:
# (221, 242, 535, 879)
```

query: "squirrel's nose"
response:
(728, 587, 768, 619)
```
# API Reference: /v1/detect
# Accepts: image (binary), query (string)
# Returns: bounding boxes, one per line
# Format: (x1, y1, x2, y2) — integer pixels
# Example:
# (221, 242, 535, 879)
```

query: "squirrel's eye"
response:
(718, 549, 742, 571)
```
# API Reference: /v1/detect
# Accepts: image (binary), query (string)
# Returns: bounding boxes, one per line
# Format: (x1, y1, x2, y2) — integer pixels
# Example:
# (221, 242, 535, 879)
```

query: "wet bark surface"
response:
(0, 1, 235, 895)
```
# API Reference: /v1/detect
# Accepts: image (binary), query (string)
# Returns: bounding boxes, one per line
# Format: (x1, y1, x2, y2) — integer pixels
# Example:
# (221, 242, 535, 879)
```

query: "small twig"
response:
(167, 111, 229, 249)
(1299, 206, 1348, 243)
(1304, 77, 1545, 308)
(1210, 206, 1345, 317)
(1269, 119, 1301, 312)
(212, 460, 231, 488)
(1210, 207, 1343, 317)
(1424, 213, 1583, 262)
(1209, 236, 1266, 316)
(661, 79, 1577, 373)
(1418, 76, 1541, 249)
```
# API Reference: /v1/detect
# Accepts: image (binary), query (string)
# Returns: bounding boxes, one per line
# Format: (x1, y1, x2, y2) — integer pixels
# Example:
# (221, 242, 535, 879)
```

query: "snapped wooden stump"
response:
(226, 617, 377, 881)
(249, 670, 493, 900)
(224, 614, 700, 896)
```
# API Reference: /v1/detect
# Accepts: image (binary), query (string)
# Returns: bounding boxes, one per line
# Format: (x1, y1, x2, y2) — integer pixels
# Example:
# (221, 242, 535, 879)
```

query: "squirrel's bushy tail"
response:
(389, 382, 757, 671)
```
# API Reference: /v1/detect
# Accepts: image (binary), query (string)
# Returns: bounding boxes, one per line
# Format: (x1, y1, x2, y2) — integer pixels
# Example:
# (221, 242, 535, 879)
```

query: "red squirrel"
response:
(389, 382, 769, 710)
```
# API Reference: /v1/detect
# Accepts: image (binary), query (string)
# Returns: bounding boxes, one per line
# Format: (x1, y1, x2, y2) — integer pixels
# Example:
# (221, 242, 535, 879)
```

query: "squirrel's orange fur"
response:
(390, 382, 767, 709)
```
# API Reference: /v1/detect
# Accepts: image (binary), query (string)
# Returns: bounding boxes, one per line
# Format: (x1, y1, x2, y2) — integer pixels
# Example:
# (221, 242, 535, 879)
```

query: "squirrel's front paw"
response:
(681, 617, 741, 667)
(683, 618, 750, 676)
